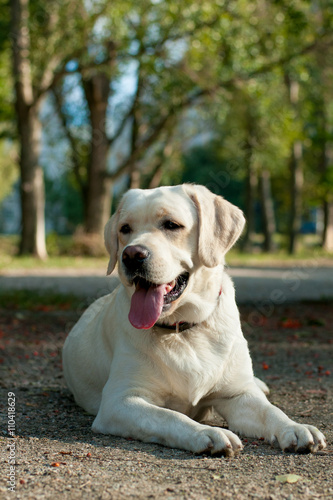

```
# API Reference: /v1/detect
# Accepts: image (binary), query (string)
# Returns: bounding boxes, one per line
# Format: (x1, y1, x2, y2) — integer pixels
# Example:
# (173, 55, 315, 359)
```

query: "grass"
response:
(0, 233, 332, 273)
(0, 254, 107, 271)
(0, 235, 107, 272)
(227, 233, 333, 266)
(227, 247, 333, 267)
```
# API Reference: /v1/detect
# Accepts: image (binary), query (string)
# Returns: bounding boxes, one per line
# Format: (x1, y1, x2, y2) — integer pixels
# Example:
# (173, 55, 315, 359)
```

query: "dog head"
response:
(104, 184, 245, 330)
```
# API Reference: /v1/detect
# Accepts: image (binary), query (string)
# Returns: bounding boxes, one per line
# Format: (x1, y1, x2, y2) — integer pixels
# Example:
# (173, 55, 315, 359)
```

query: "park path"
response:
(1, 293, 332, 499)
(1, 265, 333, 303)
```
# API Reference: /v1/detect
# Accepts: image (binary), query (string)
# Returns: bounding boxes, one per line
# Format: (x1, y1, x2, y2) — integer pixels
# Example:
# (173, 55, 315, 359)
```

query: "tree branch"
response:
(52, 87, 86, 194)
(105, 33, 333, 183)
(240, 34, 333, 82)
(108, 69, 142, 146)
(141, 14, 221, 55)
(185, 33, 333, 92)
(106, 88, 206, 181)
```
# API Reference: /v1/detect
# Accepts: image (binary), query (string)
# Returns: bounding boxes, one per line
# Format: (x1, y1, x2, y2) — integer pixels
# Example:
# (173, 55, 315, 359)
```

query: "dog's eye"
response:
(163, 220, 183, 231)
(119, 224, 132, 234)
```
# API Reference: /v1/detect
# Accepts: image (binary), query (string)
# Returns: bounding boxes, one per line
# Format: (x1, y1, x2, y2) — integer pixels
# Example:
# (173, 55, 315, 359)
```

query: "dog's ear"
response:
(183, 184, 245, 268)
(104, 211, 120, 275)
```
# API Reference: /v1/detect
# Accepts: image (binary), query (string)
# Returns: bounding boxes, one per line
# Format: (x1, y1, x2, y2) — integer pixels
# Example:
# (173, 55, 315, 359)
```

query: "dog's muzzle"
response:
(122, 245, 150, 274)
(121, 245, 190, 331)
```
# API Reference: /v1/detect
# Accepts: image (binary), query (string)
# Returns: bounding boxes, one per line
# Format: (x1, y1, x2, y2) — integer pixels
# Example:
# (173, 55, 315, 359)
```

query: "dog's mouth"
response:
(128, 272, 189, 330)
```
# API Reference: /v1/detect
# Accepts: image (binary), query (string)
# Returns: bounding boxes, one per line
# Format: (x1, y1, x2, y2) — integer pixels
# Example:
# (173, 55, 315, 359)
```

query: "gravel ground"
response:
(1, 301, 332, 499)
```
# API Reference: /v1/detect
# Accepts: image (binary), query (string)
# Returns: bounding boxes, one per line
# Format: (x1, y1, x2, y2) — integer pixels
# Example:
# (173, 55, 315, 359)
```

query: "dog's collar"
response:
(154, 286, 222, 333)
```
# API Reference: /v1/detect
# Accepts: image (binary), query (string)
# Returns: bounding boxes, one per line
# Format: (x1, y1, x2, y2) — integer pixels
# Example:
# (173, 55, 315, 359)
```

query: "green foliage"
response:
(0, 51, 14, 130)
(179, 143, 245, 209)
(0, 0, 15, 138)
(2, 0, 333, 253)
(0, 140, 18, 203)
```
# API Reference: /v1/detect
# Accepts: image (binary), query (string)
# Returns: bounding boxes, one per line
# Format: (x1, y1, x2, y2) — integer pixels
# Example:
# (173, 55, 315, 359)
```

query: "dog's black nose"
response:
(122, 245, 150, 273)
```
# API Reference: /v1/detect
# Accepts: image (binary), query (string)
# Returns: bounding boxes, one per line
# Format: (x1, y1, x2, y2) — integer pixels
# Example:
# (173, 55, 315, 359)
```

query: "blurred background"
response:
(1, 0, 333, 268)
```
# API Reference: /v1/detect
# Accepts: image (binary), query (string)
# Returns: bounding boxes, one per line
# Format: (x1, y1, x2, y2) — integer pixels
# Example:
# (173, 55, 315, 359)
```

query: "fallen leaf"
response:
(35, 305, 53, 312)
(275, 474, 302, 484)
(281, 319, 302, 329)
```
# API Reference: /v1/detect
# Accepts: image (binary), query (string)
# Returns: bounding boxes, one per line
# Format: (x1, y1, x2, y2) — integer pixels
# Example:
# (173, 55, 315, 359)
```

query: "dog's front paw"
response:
(193, 426, 243, 457)
(272, 423, 326, 454)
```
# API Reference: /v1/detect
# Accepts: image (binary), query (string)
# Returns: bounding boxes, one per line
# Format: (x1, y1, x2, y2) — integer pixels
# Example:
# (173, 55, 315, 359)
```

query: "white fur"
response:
(63, 184, 326, 455)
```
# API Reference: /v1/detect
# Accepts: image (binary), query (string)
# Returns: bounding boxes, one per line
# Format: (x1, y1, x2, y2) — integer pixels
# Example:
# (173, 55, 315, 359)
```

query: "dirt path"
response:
(1, 302, 332, 499)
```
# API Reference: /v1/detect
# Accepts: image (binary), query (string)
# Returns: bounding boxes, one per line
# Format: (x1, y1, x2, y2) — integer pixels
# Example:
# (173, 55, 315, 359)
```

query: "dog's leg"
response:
(253, 376, 269, 395)
(92, 389, 243, 456)
(215, 385, 326, 453)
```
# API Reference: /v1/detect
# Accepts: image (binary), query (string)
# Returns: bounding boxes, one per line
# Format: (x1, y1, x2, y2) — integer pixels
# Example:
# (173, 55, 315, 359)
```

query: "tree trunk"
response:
(317, 105, 333, 252)
(129, 169, 141, 189)
(19, 105, 47, 257)
(148, 161, 164, 189)
(83, 74, 112, 235)
(288, 140, 303, 254)
(128, 113, 141, 189)
(323, 202, 333, 252)
(321, 134, 333, 252)
(11, 0, 47, 258)
(259, 170, 276, 252)
(241, 130, 257, 252)
(284, 77, 303, 255)
(241, 161, 257, 252)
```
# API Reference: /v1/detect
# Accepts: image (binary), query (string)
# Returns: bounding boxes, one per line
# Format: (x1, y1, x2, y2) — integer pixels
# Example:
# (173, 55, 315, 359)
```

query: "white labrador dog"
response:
(63, 184, 326, 456)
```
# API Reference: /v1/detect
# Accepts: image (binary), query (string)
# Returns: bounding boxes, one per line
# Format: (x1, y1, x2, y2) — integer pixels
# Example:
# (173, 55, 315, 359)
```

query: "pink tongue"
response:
(129, 283, 168, 329)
